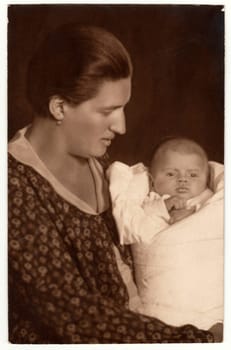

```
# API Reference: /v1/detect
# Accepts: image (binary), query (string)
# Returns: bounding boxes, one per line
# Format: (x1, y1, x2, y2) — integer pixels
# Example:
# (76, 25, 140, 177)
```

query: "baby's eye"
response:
(190, 173, 198, 177)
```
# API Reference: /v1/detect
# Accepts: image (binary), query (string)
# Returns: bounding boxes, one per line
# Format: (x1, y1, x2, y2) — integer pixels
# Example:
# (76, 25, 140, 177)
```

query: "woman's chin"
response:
(91, 147, 108, 158)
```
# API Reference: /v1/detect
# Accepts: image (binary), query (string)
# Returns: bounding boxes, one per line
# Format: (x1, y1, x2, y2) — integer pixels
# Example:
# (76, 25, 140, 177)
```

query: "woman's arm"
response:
(9, 203, 213, 344)
(9, 233, 214, 343)
(8, 155, 214, 344)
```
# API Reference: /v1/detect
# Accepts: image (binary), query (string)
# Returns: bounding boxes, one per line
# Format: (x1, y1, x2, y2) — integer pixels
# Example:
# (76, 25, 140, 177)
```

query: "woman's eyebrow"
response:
(99, 104, 124, 111)
(99, 99, 130, 110)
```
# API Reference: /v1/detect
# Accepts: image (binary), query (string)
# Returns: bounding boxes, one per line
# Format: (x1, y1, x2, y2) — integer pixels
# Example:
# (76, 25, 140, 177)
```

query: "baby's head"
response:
(150, 137, 209, 200)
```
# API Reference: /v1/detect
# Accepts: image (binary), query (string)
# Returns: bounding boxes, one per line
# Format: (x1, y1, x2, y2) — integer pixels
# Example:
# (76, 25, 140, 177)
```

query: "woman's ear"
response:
(49, 96, 65, 122)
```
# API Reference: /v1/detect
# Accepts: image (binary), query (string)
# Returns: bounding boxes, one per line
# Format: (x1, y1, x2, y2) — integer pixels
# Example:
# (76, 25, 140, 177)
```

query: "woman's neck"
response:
(25, 117, 89, 176)
(25, 117, 99, 210)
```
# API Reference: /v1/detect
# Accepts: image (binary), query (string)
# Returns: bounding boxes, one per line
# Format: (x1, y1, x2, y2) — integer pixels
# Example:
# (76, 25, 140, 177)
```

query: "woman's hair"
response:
(150, 136, 209, 175)
(26, 23, 133, 117)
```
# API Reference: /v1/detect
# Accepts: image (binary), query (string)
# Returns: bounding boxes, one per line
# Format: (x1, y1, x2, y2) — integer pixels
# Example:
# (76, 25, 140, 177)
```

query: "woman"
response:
(8, 23, 215, 343)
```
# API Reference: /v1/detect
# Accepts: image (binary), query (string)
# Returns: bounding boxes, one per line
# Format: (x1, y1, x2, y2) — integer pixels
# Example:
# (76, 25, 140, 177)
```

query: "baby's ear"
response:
(148, 173, 155, 191)
(207, 166, 211, 188)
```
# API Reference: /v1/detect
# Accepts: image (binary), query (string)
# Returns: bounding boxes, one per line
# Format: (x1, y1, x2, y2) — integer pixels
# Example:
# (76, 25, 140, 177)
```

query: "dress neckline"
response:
(8, 126, 110, 215)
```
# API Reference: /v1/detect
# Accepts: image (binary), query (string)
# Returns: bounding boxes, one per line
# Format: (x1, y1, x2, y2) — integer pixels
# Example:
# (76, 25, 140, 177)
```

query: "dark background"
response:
(8, 4, 224, 165)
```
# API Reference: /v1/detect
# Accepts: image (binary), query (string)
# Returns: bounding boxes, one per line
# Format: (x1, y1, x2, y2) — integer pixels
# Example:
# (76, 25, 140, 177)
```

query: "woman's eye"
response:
(190, 173, 198, 177)
(101, 110, 112, 116)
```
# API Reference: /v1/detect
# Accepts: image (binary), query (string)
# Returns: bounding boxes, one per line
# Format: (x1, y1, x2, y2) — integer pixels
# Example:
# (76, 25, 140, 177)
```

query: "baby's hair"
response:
(150, 136, 209, 176)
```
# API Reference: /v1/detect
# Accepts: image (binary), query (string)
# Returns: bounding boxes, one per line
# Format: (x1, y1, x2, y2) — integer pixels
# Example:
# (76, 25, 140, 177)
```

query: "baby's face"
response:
(152, 150, 208, 199)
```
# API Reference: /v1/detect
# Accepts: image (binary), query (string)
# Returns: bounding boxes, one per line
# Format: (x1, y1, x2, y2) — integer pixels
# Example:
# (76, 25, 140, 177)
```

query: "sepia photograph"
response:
(7, 3, 224, 344)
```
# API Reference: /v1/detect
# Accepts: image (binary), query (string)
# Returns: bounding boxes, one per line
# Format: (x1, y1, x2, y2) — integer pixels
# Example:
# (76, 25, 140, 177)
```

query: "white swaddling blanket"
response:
(107, 161, 224, 329)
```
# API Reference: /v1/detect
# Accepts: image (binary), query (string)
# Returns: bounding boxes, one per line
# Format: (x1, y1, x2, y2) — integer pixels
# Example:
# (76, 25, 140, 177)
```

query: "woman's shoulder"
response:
(8, 153, 27, 179)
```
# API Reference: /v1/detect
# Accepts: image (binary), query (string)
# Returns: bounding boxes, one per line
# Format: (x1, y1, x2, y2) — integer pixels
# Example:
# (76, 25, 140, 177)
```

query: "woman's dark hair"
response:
(26, 23, 133, 117)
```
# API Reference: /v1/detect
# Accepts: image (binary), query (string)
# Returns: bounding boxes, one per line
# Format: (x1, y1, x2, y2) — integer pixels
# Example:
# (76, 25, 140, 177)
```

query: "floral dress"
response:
(8, 129, 214, 344)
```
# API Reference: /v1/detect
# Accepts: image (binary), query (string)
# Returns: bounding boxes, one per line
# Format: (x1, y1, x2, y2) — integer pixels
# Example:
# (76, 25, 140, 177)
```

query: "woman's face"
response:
(61, 78, 131, 158)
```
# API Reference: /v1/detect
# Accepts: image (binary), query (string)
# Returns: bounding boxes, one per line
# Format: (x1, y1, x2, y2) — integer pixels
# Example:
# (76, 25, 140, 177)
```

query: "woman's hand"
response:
(168, 207, 196, 224)
(164, 196, 196, 224)
(208, 322, 223, 342)
(165, 195, 186, 211)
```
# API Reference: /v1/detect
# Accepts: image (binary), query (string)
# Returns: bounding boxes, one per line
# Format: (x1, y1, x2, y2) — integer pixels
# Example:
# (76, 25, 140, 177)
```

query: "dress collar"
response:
(8, 126, 110, 215)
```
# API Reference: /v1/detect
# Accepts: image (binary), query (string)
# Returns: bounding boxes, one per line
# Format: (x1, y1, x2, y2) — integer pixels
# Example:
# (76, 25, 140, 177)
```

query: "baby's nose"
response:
(178, 175, 188, 183)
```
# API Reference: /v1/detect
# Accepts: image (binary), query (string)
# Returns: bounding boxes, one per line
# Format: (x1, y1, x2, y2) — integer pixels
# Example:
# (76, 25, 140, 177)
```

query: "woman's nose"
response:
(110, 110, 126, 135)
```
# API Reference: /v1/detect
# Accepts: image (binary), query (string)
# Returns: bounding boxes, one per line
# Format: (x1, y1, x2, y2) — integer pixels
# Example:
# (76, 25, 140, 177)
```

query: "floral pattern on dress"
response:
(8, 154, 214, 343)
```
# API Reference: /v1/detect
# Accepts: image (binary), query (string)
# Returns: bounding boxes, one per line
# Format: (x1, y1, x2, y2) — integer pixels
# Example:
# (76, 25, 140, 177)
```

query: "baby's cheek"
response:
(155, 178, 172, 195)
(192, 180, 207, 194)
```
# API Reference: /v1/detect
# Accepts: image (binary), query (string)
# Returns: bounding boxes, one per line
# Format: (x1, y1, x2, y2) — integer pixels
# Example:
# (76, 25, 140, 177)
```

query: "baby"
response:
(107, 137, 215, 244)
(144, 137, 213, 228)
(107, 137, 224, 329)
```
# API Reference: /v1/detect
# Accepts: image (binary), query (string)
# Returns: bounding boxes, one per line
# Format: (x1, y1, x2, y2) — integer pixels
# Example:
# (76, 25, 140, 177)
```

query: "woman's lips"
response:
(101, 138, 112, 146)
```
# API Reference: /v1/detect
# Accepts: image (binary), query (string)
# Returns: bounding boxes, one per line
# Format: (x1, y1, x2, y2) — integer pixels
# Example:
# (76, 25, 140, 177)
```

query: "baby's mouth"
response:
(176, 187, 189, 193)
